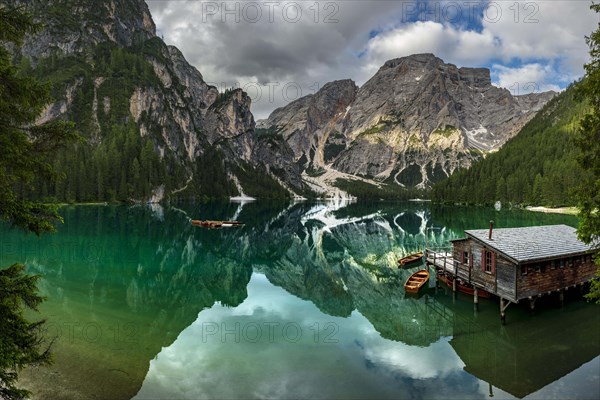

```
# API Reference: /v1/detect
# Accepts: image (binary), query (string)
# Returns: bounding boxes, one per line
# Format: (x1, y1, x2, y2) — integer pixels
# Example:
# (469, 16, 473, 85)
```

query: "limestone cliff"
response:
(259, 54, 555, 190)
(11, 0, 305, 201)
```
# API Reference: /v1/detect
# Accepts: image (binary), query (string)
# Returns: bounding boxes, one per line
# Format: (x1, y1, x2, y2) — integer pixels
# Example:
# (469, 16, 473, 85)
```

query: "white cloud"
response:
(482, 0, 597, 83)
(362, 20, 497, 74)
(493, 63, 561, 95)
(361, 1, 596, 95)
(483, 1, 595, 62)
(146, 1, 598, 119)
(148, 1, 403, 118)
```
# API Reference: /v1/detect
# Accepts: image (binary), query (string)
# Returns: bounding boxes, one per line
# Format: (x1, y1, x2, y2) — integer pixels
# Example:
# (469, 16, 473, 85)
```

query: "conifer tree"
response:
(0, 5, 78, 398)
(577, 4, 600, 303)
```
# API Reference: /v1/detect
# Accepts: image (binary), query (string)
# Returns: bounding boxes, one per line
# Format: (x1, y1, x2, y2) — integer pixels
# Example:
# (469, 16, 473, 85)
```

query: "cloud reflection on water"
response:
(134, 273, 478, 400)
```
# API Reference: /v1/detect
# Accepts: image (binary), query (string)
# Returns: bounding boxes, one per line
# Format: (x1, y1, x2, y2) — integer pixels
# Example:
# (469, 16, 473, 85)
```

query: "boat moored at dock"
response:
(404, 269, 430, 294)
(191, 220, 244, 229)
(398, 252, 424, 268)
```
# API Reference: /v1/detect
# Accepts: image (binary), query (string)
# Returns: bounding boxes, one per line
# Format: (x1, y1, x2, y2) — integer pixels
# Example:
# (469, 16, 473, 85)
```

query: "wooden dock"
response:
(426, 249, 471, 282)
(425, 250, 454, 273)
(425, 248, 488, 314)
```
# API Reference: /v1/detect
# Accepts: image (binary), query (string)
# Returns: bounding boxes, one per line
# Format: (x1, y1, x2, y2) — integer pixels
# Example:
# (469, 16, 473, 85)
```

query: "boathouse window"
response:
(550, 260, 556, 270)
(463, 251, 469, 266)
(559, 259, 565, 268)
(521, 265, 528, 276)
(484, 250, 494, 273)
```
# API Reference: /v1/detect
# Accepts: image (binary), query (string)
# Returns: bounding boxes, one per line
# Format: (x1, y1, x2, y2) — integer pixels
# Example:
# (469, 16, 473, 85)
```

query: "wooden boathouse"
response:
(426, 223, 597, 322)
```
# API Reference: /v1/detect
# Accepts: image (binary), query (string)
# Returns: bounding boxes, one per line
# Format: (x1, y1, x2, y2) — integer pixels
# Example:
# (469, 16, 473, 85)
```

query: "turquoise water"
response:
(1, 201, 598, 399)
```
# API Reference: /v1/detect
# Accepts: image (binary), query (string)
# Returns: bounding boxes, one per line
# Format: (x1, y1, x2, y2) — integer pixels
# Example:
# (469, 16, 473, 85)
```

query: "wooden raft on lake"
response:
(191, 220, 243, 229)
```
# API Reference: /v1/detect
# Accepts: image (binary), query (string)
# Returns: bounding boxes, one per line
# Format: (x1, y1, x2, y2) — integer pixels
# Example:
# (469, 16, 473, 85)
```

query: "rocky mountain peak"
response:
(16, 0, 156, 59)
(15, 0, 307, 201)
(309, 79, 358, 122)
(261, 78, 358, 172)
(381, 53, 442, 69)
(458, 67, 491, 87)
(261, 54, 556, 191)
(379, 54, 492, 88)
(319, 79, 358, 93)
(205, 89, 255, 148)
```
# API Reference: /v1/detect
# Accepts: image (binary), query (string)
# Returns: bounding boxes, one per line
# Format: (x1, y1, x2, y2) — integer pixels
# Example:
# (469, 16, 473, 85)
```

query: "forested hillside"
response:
(11, 0, 302, 203)
(25, 44, 171, 202)
(432, 83, 591, 206)
(25, 45, 288, 201)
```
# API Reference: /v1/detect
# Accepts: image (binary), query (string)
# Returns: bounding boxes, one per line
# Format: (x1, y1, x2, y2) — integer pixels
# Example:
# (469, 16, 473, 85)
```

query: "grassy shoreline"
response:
(525, 206, 579, 215)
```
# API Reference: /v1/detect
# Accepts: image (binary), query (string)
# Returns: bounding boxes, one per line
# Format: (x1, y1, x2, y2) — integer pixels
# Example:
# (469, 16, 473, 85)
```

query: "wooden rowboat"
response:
(191, 220, 243, 229)
(404, 269, 429, 294)
(398, 252, 424, 267)
(437, 273, 491, 298)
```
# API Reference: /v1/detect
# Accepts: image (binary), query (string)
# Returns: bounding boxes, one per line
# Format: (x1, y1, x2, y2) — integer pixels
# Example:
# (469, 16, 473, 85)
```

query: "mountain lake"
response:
(1, 201, 598, 400)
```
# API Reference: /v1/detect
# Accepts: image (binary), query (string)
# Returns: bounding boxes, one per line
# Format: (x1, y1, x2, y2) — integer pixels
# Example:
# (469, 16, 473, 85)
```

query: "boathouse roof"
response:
(464, 224, 594, 263)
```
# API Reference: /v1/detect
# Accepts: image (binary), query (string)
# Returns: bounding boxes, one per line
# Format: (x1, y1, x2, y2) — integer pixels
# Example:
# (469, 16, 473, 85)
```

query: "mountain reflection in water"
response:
(0, 201, 596, 400)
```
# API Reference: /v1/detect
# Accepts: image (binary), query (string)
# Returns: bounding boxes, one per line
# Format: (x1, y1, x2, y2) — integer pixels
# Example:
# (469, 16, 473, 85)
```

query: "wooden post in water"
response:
(433, 265, 438, 294)
(529, 297, 537, 315)
(500, 297, 506, 325)
(473, 286, 479, 311)
(559, 289, 564, 308)
(454, 256, 458, 276)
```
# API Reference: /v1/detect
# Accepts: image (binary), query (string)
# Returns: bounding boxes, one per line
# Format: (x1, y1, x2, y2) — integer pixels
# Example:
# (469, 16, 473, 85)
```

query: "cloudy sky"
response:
(146, 0, 599, 119)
